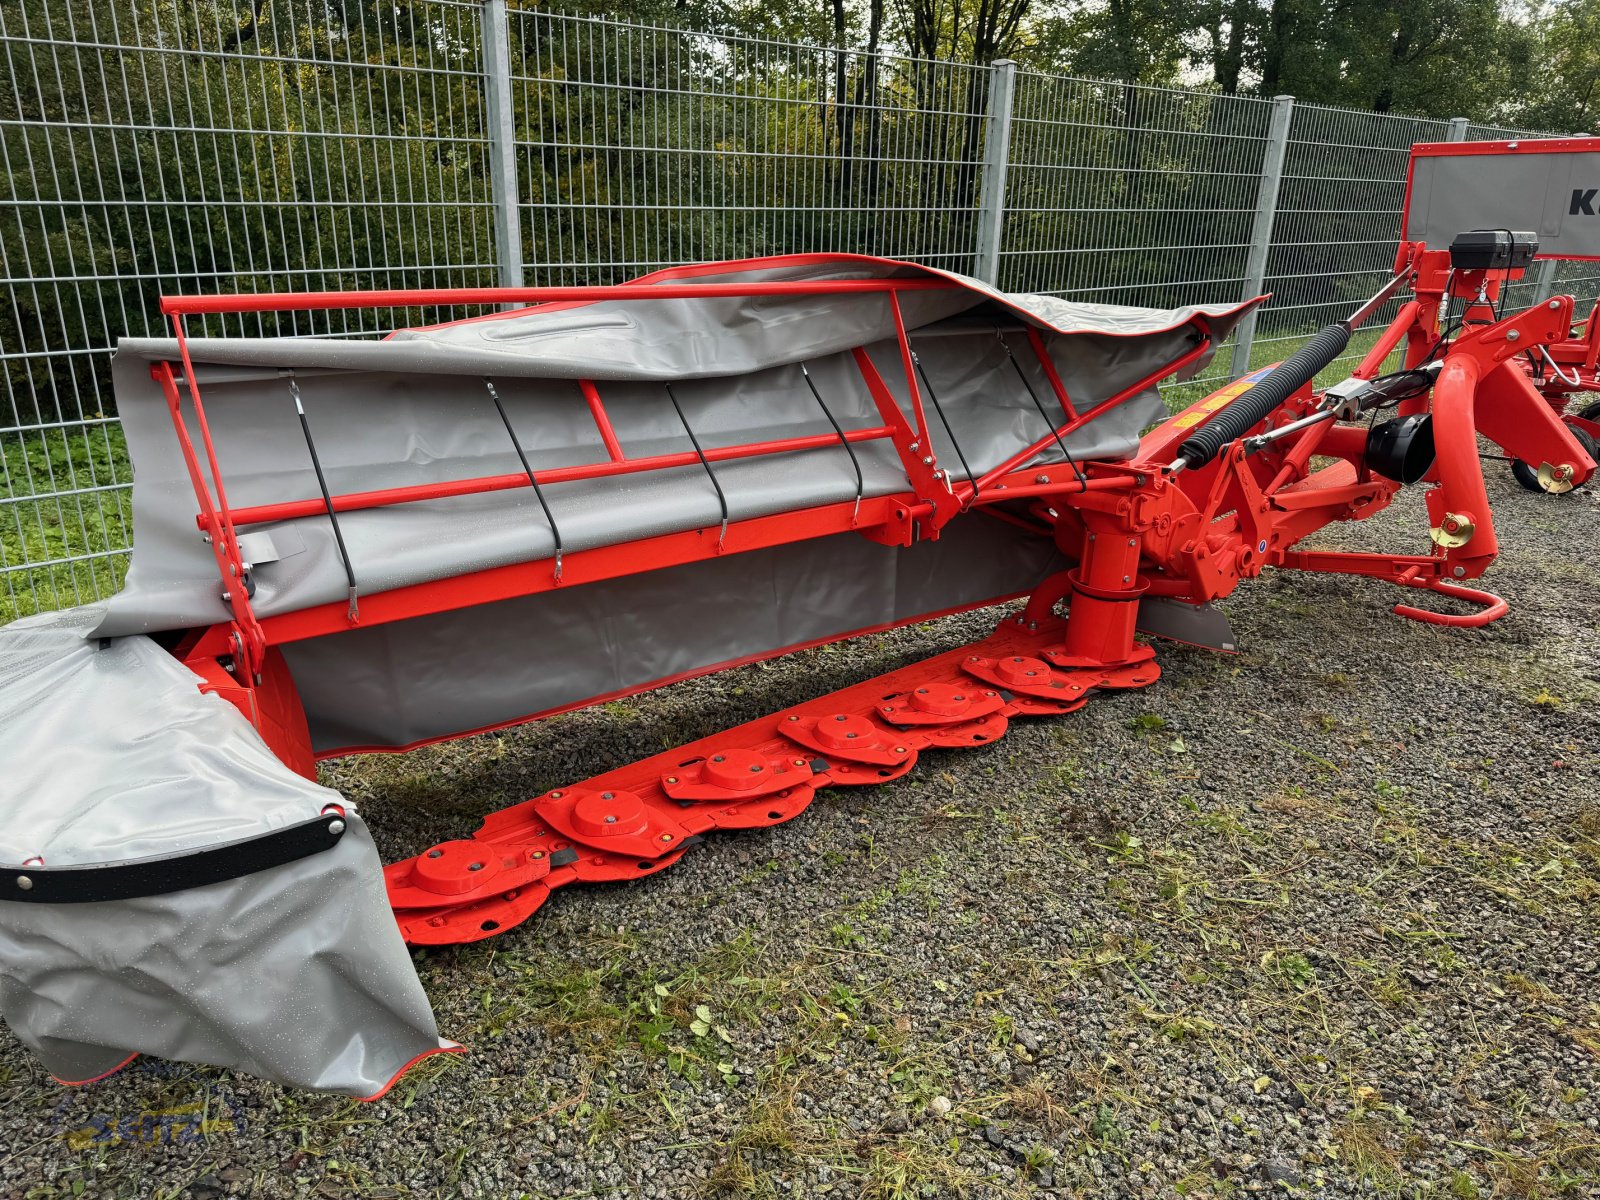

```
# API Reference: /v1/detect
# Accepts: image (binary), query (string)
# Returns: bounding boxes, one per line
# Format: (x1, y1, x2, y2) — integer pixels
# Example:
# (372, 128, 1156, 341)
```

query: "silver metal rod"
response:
(1343, 265, 1414, 332)
(1244, 408, 1335, 453)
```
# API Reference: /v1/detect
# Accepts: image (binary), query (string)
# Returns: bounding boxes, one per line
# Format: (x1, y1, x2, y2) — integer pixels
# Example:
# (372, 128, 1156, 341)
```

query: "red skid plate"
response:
(661, 747, 817, 802)
(385, 615, 1159, 944)
(780, 712, 916, 767)
(384, 838, 551, 909)
(963, 650, 1161, 701)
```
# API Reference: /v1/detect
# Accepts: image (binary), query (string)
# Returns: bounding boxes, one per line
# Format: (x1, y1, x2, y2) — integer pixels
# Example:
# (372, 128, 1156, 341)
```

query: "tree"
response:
(1506, 2, 1600, 133)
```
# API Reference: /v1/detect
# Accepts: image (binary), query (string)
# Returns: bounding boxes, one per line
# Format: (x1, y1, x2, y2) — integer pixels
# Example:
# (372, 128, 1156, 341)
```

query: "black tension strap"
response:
(485, 376, 566, 582)
(286, 373, 360, 621)
(911, 351, 979, 503)
(0, 816, 348, 904)
(997, 332, 1088, 489)
(665, 382, 731, 549)
(799, 361, 865, 523)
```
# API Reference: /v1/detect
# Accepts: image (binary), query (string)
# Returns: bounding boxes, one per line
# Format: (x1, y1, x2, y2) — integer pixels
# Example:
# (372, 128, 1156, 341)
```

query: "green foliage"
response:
(1, 0, 501, 423)
(1, 428, 131, 623)
(848, 0, 1590, 134)
(1507, 2, 1600, 133)
(1265, 949, 1318, 991)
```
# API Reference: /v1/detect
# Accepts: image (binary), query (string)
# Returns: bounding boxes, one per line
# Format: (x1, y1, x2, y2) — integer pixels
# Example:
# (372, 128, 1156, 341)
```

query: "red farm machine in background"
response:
(1512, 302, 1600, 490)
(0, 138, 1595, 1098)
(1504, 302, 1593, 496)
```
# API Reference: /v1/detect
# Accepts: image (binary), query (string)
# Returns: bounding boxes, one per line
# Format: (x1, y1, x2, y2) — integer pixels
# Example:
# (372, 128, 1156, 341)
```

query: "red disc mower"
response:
(1, 139, 1595, 1097)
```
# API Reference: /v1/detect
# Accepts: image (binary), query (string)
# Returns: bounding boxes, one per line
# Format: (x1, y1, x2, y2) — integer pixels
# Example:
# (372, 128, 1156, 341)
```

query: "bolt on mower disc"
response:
(992, 655, 1056, 687)
(384, 838, 553, 908)
(961, 654, 1084, 700)
(535, 787, 695, 860)
(1037, 652, 1162, 691)
(570, 788, 650, 838)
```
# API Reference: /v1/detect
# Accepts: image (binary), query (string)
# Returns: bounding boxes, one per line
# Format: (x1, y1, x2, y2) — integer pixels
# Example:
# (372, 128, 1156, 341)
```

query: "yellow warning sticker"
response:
(1168, 375, 1261, 429)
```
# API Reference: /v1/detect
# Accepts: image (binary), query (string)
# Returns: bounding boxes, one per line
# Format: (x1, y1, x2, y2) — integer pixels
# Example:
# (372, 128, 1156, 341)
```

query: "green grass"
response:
(1161, 318, 1408, 414)
(0, 425, 132, 625)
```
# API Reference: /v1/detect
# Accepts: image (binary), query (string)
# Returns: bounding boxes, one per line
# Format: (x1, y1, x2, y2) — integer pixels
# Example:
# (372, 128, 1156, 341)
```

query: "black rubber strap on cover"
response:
(1176, 322, 1351, 469)
(0, 815, 347, 904)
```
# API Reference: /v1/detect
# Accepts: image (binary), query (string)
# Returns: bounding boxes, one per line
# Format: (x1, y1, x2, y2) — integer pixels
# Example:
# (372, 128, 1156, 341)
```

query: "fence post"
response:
(1446, 117, 1469, 142)
(974, 58, 1017, 287)
(1230, 94, 1294, 380)
(482, 0, 525, 290)
(1532, 258, 1559, 301)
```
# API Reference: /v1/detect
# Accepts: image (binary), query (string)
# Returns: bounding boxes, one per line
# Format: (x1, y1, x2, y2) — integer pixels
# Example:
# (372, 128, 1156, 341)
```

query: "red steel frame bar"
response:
(1353, 300, 1420, 380)
(220, 423, 897, 529)
(1024, 327, 1080, 422)
(578, 379, 627, 462)
(965, 326, 1214, 498)
(849, 348, 966, 527)
(168, 321, 243, 550)
(153, 350, 268, 673)
(887, 291, 933, 450)
(158, 279, 958, 317)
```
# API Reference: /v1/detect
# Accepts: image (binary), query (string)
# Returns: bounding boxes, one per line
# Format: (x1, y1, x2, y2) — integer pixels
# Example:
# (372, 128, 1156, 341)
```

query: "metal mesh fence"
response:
(1256, 105, 1454, 379)
(505, 11, 991, 282)
(1000, 74, 1275, 405)
(999, 74, 1273, 303)
(0, 3, 1586, 621)
(1257, 108, 1593, 384)
(0, 0, 500, 620)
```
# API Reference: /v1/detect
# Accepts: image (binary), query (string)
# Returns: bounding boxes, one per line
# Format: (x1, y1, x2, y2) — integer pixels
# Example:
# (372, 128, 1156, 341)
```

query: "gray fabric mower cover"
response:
(0, 255, 1257, 1094)
(97, 256, 1257, 751)
(0, 607, 451, 1096)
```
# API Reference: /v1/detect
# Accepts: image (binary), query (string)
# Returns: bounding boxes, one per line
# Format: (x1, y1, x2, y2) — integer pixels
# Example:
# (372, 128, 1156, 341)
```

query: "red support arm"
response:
(159, 278, 957, 316)
(579, 379, 627, 462)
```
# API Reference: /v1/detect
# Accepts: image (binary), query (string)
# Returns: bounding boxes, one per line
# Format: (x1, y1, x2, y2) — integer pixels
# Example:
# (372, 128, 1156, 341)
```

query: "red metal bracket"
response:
(151, 358, 266, 682)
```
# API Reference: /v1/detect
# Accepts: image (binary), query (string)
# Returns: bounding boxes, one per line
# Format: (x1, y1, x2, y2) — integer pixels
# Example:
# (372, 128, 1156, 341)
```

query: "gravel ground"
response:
(2, 469, 1598, 1200)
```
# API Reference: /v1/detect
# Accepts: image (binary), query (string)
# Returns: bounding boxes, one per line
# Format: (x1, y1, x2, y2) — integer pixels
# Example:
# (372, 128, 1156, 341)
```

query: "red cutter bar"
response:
(383, 611, 1163, 945)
